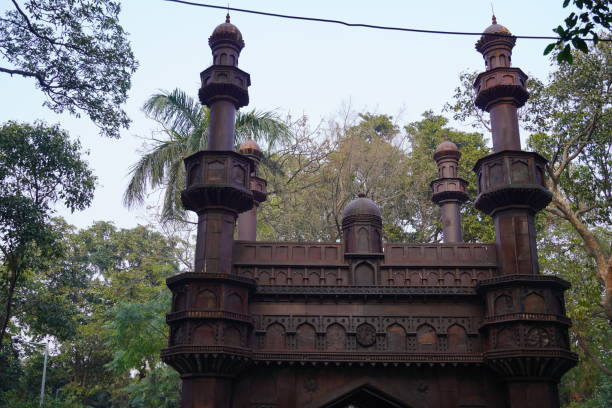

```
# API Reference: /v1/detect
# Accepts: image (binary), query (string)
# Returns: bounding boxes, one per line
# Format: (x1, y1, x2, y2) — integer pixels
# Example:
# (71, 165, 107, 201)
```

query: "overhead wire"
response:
(163, 0, 608, 41)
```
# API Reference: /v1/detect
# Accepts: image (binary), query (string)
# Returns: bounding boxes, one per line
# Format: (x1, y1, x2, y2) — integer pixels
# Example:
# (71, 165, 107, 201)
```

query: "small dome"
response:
(435, 140, 458, 153)
(238, 139, 261, 153)
(483, 15, 511, 35)
(342, 194, 382, 219)
(209, 14, 244, 49)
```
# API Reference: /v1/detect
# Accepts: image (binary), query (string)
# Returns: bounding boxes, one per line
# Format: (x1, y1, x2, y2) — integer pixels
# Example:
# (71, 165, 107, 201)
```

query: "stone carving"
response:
(387, 324, 406, 352)
(494, 293, 513, 315)
(417, 324, 438, 351)
(194, 289, 217, 309)
(496, 327, 518, 349)
(296, 323, 316, 350)
(524, 292, 546, 314)
(525, 327, 552, 348)
(356, 323, 376, 347)
(265, 323, 285, 350)
(447, 324, 468, 352)
(326, 323, 346, 351)
(354, 262, 375, 285)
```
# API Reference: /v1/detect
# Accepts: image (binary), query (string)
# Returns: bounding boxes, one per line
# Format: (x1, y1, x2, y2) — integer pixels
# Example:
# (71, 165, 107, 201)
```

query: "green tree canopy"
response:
(0, 0, 138, 138)
(0, 121, 96, 349)
(123, 89, 291, 224)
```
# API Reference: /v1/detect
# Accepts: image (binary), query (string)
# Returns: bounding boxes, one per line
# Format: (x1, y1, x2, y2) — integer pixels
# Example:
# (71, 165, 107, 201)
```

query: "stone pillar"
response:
(237, 140, 267, 240)
(431, 140, 468, 243)
(162, 15, 256, 408)
(473, 17, 577, 408)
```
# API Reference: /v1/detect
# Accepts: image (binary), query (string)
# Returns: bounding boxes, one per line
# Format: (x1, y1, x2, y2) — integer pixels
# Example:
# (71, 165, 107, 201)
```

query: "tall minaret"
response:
(473, 17, 576, 408)
(162, 15, 256, 408)
(237, 139, 267, 240)
(431, 140, 468, 243)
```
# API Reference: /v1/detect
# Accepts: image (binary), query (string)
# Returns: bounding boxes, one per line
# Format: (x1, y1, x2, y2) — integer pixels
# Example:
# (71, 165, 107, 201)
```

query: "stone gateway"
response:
(161, 15, 577, 408)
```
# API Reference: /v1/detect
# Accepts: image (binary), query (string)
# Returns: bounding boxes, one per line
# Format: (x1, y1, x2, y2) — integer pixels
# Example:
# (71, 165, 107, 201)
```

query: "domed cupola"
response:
(342, 193, 383, 254)
(208, 14, 244, 66)
(475, 15, 516, 71)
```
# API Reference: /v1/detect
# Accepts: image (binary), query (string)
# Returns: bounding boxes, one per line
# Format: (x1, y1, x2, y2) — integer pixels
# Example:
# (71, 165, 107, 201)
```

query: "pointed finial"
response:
(226, 13, 230, 23)
(492, 14, 497, 24)
(357, 192, 366, 198)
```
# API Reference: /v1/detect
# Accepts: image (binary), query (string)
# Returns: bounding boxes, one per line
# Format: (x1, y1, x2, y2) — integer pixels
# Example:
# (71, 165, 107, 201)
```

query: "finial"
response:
(357, 192, 366, 198)
(226, 13, 230, 23)
(492, 14, 497, 24)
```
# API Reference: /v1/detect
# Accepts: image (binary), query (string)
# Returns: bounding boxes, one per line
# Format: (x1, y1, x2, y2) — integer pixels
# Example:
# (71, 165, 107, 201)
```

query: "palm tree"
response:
(123, 88, 290, 223)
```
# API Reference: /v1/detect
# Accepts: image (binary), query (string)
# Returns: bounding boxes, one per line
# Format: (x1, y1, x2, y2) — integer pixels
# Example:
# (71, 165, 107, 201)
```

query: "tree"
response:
(545, 0, 611, 63)
(0, 0, 138, 138)
(257, 110, 493, 243)
(123, 89, 291, 224)
(0, 121, 96, 349)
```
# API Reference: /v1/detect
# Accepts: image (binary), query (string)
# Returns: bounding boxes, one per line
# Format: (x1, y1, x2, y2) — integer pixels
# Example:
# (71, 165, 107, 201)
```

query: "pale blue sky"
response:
(0, 1, 569, 229)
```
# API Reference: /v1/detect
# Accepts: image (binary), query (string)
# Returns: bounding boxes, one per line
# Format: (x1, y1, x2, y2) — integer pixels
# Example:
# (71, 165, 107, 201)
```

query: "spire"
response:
(492, 14, 497, 24)
(226, 12, 230, 23)
(431, 140, 468, 243)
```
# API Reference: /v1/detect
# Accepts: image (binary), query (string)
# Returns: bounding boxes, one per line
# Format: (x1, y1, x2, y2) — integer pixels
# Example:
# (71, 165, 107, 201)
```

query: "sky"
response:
(0, 0, 570, 230)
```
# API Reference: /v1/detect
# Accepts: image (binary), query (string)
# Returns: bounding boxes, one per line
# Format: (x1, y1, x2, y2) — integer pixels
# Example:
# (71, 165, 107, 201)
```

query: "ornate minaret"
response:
(237, 139, 267, 240)
(473, 17, 577, 408)
(162, 15, 257, 408)
(431, 140, 468, 242)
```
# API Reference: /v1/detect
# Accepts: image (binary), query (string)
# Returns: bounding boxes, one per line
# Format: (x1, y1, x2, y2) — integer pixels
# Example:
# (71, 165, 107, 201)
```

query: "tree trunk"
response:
(550, 188, 612, 322)
(0, 267, 18, 349)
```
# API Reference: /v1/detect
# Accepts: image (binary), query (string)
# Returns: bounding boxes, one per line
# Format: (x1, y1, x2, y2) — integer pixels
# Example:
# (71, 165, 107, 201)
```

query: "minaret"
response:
(237, 139, 267, 240)
(162, 15, 256, 408)
(431, 140, 468, 243)
(473, 17, 576, 408)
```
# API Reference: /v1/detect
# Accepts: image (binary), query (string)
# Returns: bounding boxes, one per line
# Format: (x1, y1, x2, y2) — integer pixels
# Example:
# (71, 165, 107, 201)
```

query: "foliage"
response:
(0, 121, 96, 349)
(0, 221, 184, 407)
(545, 0, 611, 63)
(449, 40, 612, 403)
(123, 89, 291, 223)
(258, 110, 493, 243)
(0, 0, 138, 138)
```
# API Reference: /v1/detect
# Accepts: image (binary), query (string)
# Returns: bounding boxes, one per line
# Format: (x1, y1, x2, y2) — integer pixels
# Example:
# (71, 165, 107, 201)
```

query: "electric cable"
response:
(163, 0, 610, 41)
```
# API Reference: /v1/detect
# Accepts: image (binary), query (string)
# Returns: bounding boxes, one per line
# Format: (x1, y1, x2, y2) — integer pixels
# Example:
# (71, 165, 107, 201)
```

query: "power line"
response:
(164, 0, 595, 41)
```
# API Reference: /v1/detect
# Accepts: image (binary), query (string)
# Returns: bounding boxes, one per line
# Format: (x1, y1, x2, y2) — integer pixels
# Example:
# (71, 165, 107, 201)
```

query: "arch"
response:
(275, 272, 287, 285)
(460, 272, 471, 286)
(258, 270, 270, 284)
(317, 383, 411, 408)
(188, 163, 201, 186)
(387, 324, 406, 352)
(416, 324, 437, 351)
(192, 323, 215, 346)
(410, 271, 422, 286)
(265, 323, 286, 350)
(173, 291, 187, 311)
(357, 227, 369, 252)
(308, 271, 320, 285)
(220, 53, 227, 64)
(496, 327, 517, 348)
(494, 294, 513, 315)
(171, 325, 186, 345)
(524, 292, 546, 314)
(296, 323, 316, 351)
(447, 324, 468, 352)
(226, 292, 243, 313)
(326, 323, 346, 351)
(224, 325, 242, 346)
(354, 262, 375, 285)
(193, 289, 216, 309)
(427, 271, 439, 285)
(443, 272, 455, 286)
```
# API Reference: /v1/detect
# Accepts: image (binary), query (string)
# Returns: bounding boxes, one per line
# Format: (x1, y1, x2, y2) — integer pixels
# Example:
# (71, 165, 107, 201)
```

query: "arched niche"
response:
(524, 292, 546, 314)
(387, 324, 406, 352)
(416, 324, 437, 351)
(447, 324, 468, 353)
(192, 323, 215, 346)
(265, 323, 286, 350)
(226, 292, 243, 313)
(357, 227, 369, 252)
(224, 325, 242, 346)
(494, 294, 513, 315)
(193, 289, 217, 309)
(326, 323, 346, 351)
(354, 262, 375, 286)
(173, 291, 187, 312)
(296, 323, 316, 351)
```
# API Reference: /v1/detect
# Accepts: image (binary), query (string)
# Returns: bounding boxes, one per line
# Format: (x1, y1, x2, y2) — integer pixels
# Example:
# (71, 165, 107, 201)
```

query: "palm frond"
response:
(142, 89, 204, 140)
(235, 109, 291, 150)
